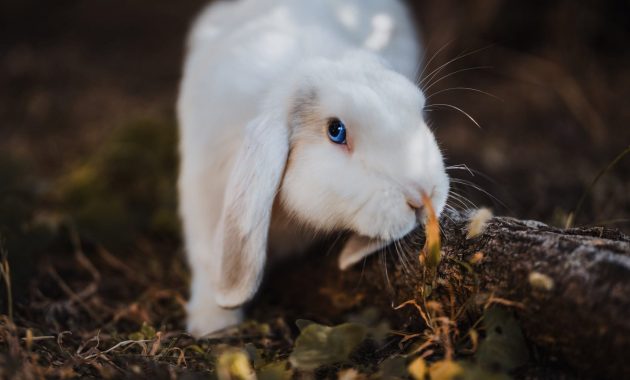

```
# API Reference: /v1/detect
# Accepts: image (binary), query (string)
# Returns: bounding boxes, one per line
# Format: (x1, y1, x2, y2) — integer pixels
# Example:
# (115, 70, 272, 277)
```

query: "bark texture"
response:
(256, 210, 630, 379)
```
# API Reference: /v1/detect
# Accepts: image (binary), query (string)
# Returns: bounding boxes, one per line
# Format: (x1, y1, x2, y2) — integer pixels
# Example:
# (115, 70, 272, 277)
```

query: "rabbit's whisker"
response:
(420, 45, 493, 89)
(448, 189, 476, 206)
(394, 239, 414, 280)
(425, 87, 502, 102)
(379, 250, 394, 294)
(424, 103, 481, 129)
(423, 66, 492, 94)
(447, 190, 477, 210)
(449, 166, 502, 187)
(416, 39, 454, 85)
(450, 178, 505, 208)
(446, 164, 474, 176)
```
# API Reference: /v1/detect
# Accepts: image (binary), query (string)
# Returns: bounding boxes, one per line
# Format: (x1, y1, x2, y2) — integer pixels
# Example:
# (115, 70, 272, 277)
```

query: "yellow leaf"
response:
(408, 357, 427, 380)
(429, 360, 463, 380)
(217, 350, 255, 380)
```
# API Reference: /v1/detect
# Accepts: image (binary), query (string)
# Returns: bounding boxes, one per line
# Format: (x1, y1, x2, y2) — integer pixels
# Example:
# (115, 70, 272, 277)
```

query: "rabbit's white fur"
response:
(178, 0, 450, 336)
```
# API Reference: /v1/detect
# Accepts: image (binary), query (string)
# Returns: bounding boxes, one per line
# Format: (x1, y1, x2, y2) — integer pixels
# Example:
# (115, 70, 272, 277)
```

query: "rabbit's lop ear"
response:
(215, 112, 289, 308)
(338, 234, 389, 270)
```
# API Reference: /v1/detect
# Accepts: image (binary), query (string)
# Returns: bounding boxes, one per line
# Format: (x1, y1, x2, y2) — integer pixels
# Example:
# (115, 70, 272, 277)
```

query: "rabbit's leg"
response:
(180, 169, 242, 336)
(187, 266, 243, 336)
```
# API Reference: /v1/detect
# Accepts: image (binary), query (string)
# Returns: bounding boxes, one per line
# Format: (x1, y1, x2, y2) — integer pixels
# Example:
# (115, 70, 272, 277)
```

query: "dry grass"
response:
(0, 223, 297, 378)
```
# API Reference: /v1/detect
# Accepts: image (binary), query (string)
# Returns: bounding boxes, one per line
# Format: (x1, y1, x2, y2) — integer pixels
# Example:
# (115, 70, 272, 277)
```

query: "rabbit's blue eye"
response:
(327, 118, 347, 144)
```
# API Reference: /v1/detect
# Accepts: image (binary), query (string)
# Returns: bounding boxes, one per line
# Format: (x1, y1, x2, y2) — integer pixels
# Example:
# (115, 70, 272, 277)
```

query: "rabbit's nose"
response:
(405, 193, 425, 222)
(408, 203, 425, 223)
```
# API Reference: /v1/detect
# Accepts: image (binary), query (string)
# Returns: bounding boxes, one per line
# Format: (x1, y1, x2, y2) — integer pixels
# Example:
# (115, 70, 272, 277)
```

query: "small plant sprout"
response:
(422, 191, 442, 271)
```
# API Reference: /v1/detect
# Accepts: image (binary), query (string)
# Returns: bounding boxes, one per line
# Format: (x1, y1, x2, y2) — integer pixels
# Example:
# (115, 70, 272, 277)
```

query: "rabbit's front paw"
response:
(186, 299, 243, 337)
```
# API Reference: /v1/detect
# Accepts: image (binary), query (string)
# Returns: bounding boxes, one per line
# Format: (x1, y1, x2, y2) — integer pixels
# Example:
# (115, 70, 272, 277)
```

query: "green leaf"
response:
(295, 319, 316, 331)
(346, 308, 390, 344)
(186, 344, 205, 354)
(347, 307, 380, 326)
(128, 332, 144, 341)
(257, 361, 293, 380)
(289, 322, 367, 371)
(128, 321, 156, 340)
(244, 343, 265, 369)
(140, 322, 156, 339)
(369, 321, 391, 345)
(476, 307, 529, 371)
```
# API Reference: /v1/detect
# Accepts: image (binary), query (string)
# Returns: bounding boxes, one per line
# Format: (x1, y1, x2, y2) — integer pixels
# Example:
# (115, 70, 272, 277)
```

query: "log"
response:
(255, 210, 630, 379)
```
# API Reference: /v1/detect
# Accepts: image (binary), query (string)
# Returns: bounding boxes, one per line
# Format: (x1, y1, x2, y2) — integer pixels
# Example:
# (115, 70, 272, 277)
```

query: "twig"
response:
(568, 144, 630, 228)
(48, 266, 102, 322)
(69, 225, 101, 282)
(0, 236, 12, 321)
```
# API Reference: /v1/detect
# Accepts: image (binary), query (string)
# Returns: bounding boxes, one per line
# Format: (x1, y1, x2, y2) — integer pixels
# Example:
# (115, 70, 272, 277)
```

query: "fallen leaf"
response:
(216, 349, 255, 380)
(295, 319, 316, 331)
(476, 307, 529, 371)
(289, 322, 367, 371)
(429, 360, 463, 380)
(244, 342, 265, 369)
(257, 361, 293, 380)
(408, 357, 427, 380)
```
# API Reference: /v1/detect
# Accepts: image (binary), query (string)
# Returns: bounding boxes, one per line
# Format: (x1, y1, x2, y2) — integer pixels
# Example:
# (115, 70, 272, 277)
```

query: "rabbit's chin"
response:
(338, 188, 447, 242)
(349, 192, 420, 242)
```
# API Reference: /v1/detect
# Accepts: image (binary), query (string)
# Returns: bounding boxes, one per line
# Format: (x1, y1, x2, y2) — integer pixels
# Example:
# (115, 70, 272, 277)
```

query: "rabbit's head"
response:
(216, 52, 449, 307)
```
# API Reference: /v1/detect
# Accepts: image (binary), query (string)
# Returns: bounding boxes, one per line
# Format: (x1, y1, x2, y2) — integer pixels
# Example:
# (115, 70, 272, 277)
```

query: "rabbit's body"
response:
(178, 0, 448, 336)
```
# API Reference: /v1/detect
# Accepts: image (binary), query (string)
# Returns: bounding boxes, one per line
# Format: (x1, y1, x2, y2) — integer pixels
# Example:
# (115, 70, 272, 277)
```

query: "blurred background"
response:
(0, 0, 628, 376)
(2, 0, 628, 238)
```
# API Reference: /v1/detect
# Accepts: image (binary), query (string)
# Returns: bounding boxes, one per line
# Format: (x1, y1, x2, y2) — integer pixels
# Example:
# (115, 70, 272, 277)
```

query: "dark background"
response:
(1, 0, 628, 232)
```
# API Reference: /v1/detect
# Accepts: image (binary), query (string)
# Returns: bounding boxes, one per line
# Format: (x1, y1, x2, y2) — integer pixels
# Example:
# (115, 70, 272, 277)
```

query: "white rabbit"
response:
(177, 0, 450, 336)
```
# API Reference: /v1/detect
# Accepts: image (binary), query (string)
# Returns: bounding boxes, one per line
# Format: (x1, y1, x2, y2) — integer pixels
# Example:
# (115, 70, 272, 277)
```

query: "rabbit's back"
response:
(188, 0, 419, 72)
(179, 0, 420, 145)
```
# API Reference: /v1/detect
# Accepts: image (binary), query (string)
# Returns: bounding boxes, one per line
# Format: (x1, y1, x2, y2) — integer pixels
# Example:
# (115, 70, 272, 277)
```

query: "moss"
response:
(59, 118, 179, 247)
